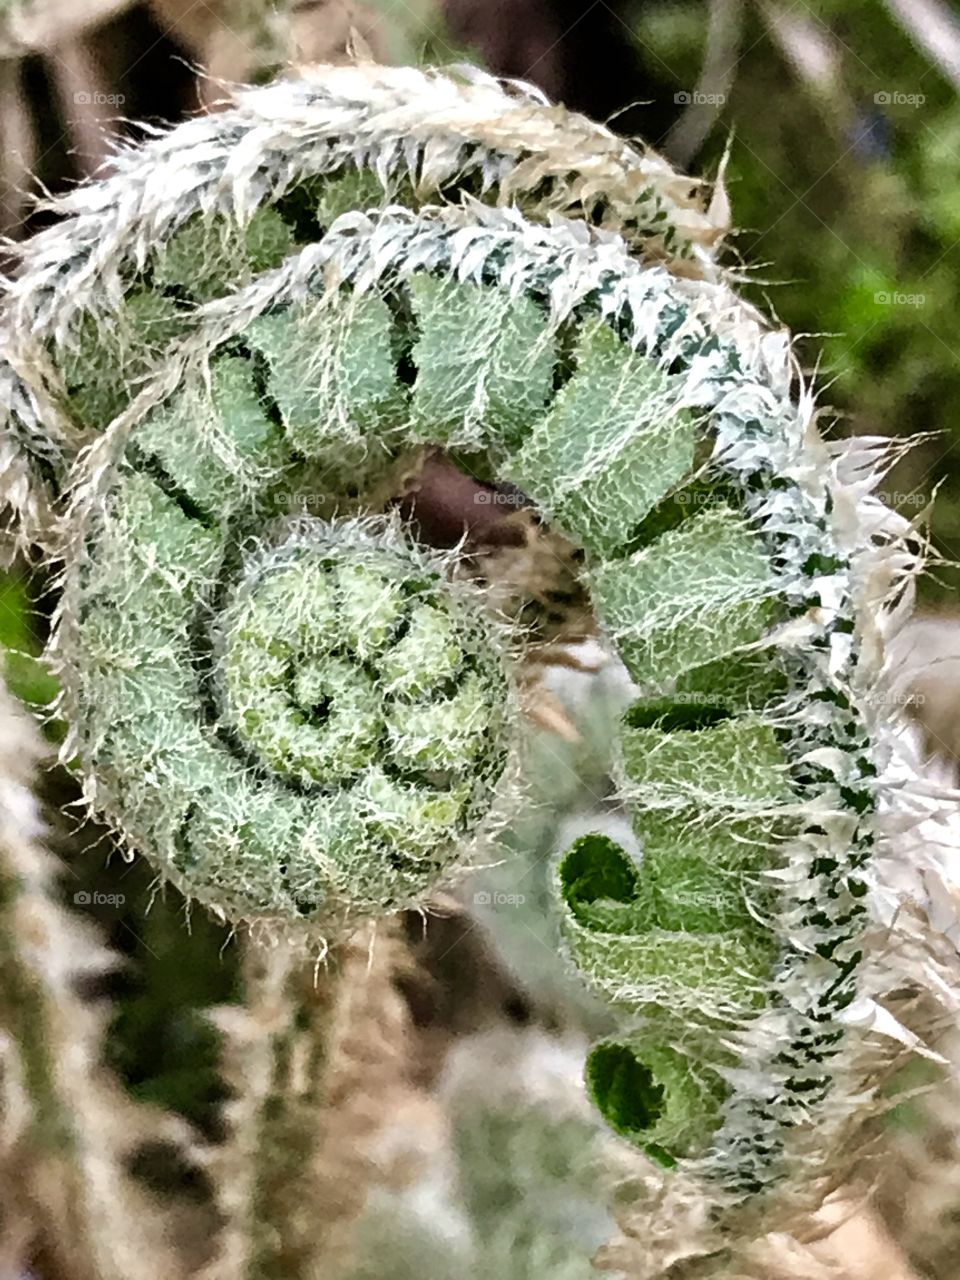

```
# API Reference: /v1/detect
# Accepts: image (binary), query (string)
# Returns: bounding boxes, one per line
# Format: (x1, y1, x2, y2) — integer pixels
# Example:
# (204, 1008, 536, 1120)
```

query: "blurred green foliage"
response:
(628, 0, 960, 597)
(364, 0, 463, 65)
(0, 571, 58, 710)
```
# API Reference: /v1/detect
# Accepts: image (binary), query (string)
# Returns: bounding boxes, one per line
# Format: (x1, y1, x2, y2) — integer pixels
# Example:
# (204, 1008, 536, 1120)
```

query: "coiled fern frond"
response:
(2, 60, 958, 1274)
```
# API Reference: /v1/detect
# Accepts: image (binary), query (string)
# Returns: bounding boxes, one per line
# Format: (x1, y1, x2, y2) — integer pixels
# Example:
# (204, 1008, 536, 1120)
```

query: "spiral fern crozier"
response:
(2, 61, 959, 1271)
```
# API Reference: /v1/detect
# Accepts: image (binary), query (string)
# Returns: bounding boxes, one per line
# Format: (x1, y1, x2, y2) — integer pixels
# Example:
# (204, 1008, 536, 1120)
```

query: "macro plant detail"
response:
(1, 59, 958, 1277)
(70, 487, 512, 922)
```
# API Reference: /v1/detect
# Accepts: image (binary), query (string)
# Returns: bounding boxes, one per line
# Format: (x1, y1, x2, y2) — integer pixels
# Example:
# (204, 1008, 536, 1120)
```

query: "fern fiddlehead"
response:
(1, 61, 956, 1271)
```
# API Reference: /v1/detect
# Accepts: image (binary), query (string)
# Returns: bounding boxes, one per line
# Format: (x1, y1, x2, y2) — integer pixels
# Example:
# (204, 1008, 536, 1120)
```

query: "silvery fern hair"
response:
(2, 60, 959, 1276)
